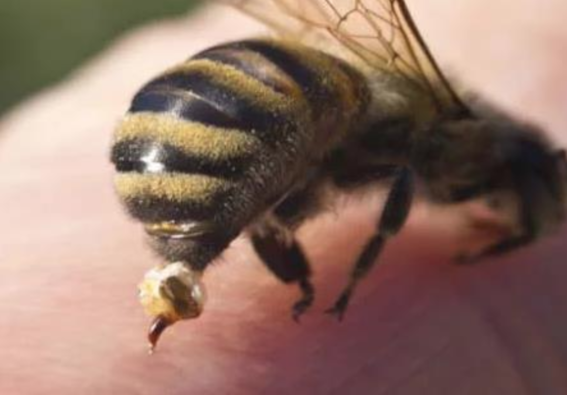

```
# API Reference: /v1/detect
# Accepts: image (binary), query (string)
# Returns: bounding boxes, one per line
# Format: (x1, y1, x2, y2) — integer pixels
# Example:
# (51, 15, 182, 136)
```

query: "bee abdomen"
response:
(193, 39, 370, 123)
(111, 139, 247, 177)
(131, 55, 307, 140)
(114, 171, 233, 222)
(129, 88, 240, 130)
(112, 39, 369, 233)
(112, 112, 264, 223)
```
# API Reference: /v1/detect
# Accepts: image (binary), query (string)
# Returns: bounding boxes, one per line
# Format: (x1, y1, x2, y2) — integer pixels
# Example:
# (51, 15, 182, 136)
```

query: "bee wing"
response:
(219, 0, 470, 116)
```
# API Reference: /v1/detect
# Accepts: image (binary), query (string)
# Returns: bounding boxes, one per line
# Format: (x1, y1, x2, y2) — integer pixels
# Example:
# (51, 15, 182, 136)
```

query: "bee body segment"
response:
(111, 39, 371, 266)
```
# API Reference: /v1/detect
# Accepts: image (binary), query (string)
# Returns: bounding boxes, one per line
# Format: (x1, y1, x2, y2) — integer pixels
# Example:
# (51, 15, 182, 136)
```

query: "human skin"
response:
(1, 1, 567, 394)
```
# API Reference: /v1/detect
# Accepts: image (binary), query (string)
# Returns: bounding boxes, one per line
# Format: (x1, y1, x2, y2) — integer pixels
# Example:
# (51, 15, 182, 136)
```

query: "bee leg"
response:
(251, 228, 314, 322)
(326, 167, 414, 321)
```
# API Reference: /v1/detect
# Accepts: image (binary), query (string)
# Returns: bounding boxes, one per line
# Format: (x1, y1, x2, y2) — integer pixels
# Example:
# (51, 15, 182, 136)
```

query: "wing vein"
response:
(221, 0, 472, 118)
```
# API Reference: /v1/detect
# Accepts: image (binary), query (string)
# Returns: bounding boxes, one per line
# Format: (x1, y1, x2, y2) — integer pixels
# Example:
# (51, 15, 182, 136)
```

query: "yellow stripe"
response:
(114, 113, 260, 160)
(115, 173, 230, 203)
(161, 59, 305, 114)
(207, 48, 304, 98)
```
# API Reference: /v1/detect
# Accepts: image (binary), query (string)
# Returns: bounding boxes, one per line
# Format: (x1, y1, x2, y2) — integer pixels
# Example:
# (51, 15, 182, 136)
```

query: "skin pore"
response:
(1, 1, 567, 393)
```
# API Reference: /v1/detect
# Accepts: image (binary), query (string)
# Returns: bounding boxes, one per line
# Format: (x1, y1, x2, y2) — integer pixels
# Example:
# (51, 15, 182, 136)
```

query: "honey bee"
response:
(110, 0, 567, 352)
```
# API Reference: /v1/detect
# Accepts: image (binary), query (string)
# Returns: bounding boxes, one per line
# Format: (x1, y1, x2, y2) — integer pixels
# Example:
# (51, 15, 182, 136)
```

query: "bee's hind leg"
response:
(326, 167, 414, 321)
(250, 223, 314, 322)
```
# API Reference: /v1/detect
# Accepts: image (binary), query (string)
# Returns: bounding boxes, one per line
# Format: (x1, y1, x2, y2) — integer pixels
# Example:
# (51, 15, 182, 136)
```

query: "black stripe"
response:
(149, 229, 236, 271)
(193, 48, 289, 94)
(142, 69, 291, 137)
(123, 194, 228, 223)
(129, 89, 241, 130)
(111, 139, 250, 179)
(230, 40, 332, 108)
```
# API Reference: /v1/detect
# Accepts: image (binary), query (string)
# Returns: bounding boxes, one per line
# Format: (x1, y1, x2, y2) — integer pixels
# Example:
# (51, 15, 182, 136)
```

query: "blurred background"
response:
(0, 0, 201, 115)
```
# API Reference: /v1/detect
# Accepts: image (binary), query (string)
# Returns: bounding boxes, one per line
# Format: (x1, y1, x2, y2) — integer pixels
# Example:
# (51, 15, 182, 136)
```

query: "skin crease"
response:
(1, 1, 567, 393)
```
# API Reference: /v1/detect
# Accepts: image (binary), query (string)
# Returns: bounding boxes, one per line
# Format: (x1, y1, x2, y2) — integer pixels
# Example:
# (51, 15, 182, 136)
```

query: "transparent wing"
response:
(218, 0, 469, 116)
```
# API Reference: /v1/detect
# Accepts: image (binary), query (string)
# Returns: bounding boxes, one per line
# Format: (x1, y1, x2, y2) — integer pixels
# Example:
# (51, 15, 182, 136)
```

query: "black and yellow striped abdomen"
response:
(111, 39, 369, 264)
